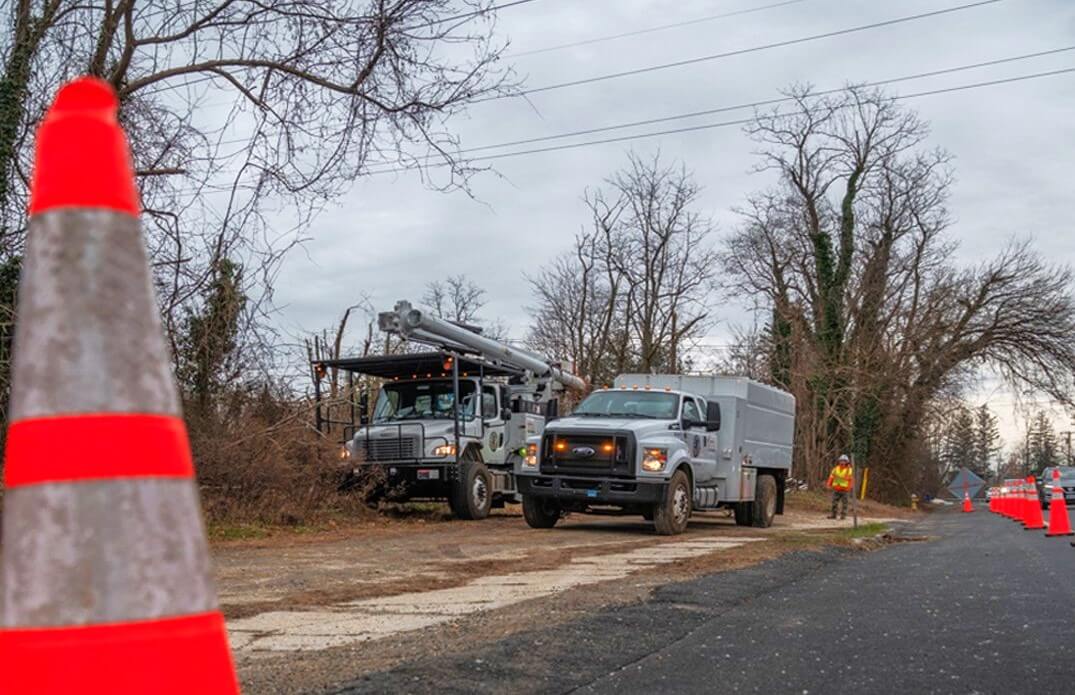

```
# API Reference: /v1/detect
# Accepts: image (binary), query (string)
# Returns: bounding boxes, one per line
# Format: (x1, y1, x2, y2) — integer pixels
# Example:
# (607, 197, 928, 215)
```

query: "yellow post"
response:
(910, 493, 919, 511)
(859, 467, 869, 500)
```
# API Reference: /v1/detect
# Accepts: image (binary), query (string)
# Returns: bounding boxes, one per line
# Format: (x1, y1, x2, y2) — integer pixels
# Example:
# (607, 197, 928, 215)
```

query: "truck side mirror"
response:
(706, 402, 721, 432)
(500, 407, 513, 421)
(359, 415, 369, 426)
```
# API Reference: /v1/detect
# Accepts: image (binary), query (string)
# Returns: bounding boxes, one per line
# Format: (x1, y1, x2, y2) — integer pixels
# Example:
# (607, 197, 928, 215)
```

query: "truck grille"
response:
(541, 432, 634, 478)
(356, 436, 418, 462)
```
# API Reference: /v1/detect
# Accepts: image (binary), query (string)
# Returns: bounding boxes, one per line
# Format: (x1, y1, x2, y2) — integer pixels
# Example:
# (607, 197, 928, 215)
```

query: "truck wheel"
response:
(752, 474, 777, 528)
(654, 469, 691, 536)
(733, 502, 753, 526)
(450, 452, 492, 520)
(522, 494, 561, 528)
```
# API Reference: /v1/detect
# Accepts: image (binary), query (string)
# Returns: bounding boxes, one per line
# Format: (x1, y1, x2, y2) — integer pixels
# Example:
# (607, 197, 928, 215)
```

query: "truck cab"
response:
(515, 375, 795, 535)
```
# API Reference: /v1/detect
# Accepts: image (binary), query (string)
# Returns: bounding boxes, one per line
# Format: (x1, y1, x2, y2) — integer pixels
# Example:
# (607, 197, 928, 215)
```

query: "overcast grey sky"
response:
(274, 0, 1075, 447)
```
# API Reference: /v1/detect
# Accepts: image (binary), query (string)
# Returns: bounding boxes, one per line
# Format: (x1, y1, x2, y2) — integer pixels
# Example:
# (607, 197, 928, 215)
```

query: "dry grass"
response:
(785, 487, 918, 518)
(188, 392, 377, 528)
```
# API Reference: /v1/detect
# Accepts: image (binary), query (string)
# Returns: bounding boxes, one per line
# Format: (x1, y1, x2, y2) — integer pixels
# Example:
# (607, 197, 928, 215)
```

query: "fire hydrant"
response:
(910, 493, 919, 511)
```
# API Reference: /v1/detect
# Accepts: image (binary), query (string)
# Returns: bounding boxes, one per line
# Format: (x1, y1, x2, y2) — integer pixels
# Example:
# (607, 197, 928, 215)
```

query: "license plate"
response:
(417, 469, 439, 480)
(587, 489, 598, 498)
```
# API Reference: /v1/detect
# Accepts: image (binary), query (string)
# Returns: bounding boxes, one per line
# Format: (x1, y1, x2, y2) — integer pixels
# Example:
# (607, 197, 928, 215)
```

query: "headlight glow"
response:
(524, 443, 538, 468)
(433, 444, 457, 457)
(641, 448, 668, 472)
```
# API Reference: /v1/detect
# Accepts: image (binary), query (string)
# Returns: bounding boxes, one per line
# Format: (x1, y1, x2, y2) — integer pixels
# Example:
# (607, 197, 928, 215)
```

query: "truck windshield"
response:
(573, 391, 679, 419)
(373, 380, 477, 422)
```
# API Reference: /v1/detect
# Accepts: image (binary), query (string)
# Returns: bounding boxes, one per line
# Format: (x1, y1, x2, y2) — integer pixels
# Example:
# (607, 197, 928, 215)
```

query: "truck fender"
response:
(665, 453, 694, 489)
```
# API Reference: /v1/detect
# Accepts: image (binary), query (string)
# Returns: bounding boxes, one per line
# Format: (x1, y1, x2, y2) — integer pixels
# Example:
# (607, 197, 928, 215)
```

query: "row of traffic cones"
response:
(986, 471, 1073, 538)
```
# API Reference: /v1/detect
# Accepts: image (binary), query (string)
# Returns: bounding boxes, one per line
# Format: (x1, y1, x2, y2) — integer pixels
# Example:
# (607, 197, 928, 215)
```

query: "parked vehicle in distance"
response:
(515, 374, 795, 535)
(1035, 466, 1075, 508)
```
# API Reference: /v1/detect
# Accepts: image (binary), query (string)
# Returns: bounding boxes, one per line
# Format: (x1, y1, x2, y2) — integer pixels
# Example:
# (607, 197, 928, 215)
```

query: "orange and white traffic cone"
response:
(1009, 482, 1025, 523)
(1045, 470, 1074, 537)
(1022, 477, 1046, 531)
(0, 78, 238, 693)
(962, 492, 973, 513)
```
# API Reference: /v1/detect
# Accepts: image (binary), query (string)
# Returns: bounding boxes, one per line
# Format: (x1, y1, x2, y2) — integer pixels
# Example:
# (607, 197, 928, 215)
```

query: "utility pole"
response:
(1063, 429, 1074, 467)
(1024, 428, 1030, 477)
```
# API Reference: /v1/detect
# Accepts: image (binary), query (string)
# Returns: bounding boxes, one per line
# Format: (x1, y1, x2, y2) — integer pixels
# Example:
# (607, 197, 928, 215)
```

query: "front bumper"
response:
(517, 474, 666, 505)
(350, 461, 458, 499)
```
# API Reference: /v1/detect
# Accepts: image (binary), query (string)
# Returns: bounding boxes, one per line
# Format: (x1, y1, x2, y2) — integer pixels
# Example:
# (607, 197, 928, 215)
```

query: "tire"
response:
(522, 494, 561, 528)
(752, 474, 777, 528)
(733, 501, 753, 526)
(654, 469, 691, 536)
(449, 449, 492, 520)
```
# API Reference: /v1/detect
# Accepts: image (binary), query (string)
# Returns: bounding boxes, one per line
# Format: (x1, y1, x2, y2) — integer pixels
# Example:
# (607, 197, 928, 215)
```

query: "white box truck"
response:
(515, 374, 795, 535)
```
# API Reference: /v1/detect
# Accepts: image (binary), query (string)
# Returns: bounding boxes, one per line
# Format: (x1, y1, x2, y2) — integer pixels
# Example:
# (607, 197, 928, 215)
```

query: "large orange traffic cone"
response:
(962, 491, 973, 513)
(0, 78, 238, 693)
(1022, 476, 1045, 530)
(1045, 470, 1074, 537)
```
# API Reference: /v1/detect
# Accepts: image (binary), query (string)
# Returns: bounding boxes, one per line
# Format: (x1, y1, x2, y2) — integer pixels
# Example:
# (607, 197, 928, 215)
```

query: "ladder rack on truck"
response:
(312, 300, 585, 520)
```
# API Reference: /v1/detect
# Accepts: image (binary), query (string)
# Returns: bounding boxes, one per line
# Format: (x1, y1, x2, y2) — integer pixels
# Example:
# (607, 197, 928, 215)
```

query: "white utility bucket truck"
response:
(515, 374, 795, 535)
(313, 300, 585, 520)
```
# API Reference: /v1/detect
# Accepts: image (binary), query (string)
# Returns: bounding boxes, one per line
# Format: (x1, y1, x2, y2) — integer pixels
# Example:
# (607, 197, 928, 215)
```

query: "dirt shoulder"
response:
(213, 492, 919, 693)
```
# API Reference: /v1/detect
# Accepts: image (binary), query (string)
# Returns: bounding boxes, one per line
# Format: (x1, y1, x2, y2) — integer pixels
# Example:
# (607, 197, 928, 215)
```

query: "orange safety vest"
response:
(827, 464, 853, 492)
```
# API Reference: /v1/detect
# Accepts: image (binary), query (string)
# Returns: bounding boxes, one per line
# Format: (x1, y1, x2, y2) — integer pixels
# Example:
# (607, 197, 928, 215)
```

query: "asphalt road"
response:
(331, 507, 1075, 694)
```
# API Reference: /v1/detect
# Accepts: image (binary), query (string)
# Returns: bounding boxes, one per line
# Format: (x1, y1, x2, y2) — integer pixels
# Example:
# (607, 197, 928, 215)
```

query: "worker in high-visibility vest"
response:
(826, 454, 854, 519)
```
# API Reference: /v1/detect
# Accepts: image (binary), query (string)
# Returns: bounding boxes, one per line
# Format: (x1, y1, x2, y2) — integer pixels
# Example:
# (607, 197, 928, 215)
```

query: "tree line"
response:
(311, 89, 1075, 504)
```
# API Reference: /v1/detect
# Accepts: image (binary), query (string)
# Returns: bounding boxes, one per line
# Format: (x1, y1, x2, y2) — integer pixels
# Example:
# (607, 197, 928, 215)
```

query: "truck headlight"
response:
(433, 444, 456, 457)
(523, 443, 538, 468)
(641, 448, 668, 472)
(339, 446, 351, 460)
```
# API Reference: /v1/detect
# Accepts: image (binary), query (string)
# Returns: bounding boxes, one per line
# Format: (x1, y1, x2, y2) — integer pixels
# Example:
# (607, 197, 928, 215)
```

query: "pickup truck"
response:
(515, 374, 795, 535)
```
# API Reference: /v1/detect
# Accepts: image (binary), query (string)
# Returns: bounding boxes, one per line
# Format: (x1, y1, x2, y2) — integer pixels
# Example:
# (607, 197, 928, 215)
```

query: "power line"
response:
(388, 46, 1075, 161)
(367, 65, 1075, 174)
(408, 0, 543, 29)
(510, 0, 810, 57)
(494, 0, 1005, 100)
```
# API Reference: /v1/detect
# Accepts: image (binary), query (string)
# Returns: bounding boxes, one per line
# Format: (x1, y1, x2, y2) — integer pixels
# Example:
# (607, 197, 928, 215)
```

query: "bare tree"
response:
(424, 274, 487, 325)
(721, 85, 1075, 500)
(529, 152, 719, 384)
(0, 0, 513, 419)
(528, 232, 626, 387)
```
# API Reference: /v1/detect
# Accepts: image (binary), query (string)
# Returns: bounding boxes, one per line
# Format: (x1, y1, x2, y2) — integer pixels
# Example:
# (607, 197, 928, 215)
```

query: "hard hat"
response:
(837, 454, 850, 462)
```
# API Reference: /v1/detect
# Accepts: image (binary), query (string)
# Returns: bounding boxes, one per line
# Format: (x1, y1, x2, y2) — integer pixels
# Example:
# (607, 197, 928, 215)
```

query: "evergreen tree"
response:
(941, 405, 977, 475)
(177, 258, 246, 415)
(1027, 411, 1059, 476)
(972, 404, 1002, 478)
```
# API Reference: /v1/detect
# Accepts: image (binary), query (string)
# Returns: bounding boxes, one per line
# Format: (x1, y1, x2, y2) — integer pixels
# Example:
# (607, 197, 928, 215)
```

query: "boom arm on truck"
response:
(377, 300, 586, 397)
